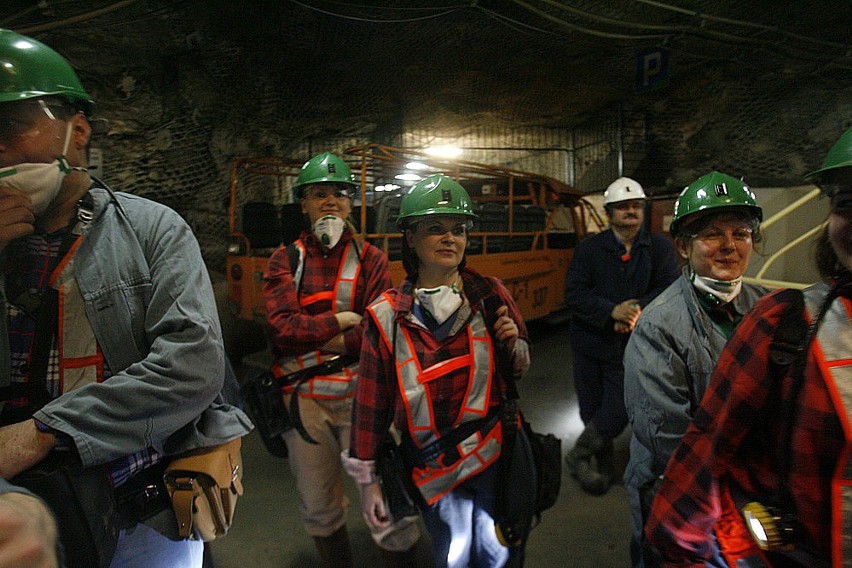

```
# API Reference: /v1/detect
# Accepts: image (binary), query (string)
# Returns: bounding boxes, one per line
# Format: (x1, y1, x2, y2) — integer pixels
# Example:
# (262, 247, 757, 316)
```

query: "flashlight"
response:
(741, 502, 796, 552)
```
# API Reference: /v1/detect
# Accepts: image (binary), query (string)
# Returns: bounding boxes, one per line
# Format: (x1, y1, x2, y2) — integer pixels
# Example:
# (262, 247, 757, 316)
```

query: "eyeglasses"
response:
(416, 220, 471, 236)
(304, 186, 353, 200)
(688, 225, 754, 245)
(0, 99, 63, 144)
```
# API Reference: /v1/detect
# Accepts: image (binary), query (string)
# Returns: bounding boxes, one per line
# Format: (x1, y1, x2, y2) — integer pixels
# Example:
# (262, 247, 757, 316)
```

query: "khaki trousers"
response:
(283, 394, 421, 552)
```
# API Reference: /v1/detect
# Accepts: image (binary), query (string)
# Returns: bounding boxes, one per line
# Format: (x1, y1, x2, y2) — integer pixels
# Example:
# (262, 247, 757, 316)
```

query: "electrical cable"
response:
(475, 5, 566, 38)
(287, 0, 465, 23)
(508, 0, 849, 65)
(15, 0, 141, 34)
(509, 0, 669, 40)
(634, 0, 850, 50)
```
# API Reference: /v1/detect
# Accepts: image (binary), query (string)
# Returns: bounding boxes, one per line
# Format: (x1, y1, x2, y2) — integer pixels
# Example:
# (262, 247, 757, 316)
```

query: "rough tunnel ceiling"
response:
(2, 0, 849, 130)
(1, 0, 850, 272)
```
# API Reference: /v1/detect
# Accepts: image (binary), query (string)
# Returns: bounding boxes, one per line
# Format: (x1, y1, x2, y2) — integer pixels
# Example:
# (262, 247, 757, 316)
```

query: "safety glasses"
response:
(0, 99, 65, 144)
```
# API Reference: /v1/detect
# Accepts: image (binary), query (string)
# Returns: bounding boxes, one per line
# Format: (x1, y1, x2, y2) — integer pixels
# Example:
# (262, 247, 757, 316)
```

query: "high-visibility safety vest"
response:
(14, 235, 105, 394)
(272, 239, 365, 399)
(803, 286, 852, 567)
(368, 293, 501, 505)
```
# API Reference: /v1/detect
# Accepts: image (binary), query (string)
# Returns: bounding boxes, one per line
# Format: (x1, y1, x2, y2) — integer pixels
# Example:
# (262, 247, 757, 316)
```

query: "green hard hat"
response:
(396, 174, 477, 230)
(805, 128, 852, 187)
(670, 171, 762, 235)
(293, 152, 356, 198)
(0, 29, 94, 114)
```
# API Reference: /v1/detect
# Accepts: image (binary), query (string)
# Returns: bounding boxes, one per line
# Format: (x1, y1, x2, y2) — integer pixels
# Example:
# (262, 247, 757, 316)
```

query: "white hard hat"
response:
(603, 177, 646, 206)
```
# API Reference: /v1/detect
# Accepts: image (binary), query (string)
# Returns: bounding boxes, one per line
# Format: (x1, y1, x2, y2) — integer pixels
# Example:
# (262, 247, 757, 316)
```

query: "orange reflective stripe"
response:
(300, 291, 333, 307)
(419, 355, 471, 384)
(48, 235, 82, 287)
(802, 287, 852, 566)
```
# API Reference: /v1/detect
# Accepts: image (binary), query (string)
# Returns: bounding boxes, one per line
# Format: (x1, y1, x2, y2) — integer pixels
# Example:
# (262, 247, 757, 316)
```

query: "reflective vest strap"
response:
(272, 351, 322, 378)
(282, 363, 359, 399)
(419, 355, 470, 384)
(413, 424, 502, 505)
(367, 296, 435, 436)
(300, 291, 333, 307)
(397, 324, 435, 437)
(367, 295, 395, 351)
(459, 314, 492, 423)
(55, 240, 104, 394)
(291, 241, 306, 291)
(802, 287, 852, 566)
(334, 241, 363, 312)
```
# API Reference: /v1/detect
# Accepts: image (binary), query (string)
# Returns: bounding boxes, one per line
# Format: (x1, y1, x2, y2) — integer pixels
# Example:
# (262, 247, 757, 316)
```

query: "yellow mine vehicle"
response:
(226, 144, 601, 324)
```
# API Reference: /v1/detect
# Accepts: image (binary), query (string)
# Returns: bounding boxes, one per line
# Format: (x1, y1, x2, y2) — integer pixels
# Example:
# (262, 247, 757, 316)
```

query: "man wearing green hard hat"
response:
(623, 171, 768, 567)
(263, 151, 425, 566)
(0, 29, 251, 567)
(646, 128, 852, 567)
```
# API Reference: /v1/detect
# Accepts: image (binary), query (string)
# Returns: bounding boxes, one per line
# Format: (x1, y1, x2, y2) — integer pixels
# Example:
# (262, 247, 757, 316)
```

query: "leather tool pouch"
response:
(163, 437, 244, 541)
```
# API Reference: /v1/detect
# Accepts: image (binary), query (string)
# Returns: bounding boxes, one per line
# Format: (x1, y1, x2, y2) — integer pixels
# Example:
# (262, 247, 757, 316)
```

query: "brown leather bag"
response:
(163, 437, 244, 541)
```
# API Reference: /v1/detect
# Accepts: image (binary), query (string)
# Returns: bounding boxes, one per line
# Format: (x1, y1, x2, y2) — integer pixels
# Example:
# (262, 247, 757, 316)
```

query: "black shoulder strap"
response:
(767, 289, 807, 373)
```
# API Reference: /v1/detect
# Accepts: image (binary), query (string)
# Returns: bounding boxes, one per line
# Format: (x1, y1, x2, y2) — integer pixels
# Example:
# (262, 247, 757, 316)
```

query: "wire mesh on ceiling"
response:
(1, 0, 848, 270)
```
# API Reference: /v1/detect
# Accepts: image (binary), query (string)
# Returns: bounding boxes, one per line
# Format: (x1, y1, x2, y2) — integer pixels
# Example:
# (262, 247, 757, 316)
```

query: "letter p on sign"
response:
(636, 47, 669, 93)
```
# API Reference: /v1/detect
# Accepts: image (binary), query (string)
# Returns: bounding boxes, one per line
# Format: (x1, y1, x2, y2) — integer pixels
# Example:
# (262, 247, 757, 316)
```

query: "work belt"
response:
(400, 412, 500, 469)
(278, 354, 358, 445)
(114, 461, 171, 529)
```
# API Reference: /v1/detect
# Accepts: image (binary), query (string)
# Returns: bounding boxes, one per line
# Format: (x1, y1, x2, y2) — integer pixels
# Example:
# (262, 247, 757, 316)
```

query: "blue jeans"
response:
(109, 523, 203, 568)
(420, 466, 510, 568)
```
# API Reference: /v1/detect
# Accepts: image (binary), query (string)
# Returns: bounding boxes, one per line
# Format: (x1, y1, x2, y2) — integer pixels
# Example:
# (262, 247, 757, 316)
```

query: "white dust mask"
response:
(0, 122, 87, 216)
(415, 283, 462, 325)
(690, 270, 743, 305)
(313, 215, 346, 249)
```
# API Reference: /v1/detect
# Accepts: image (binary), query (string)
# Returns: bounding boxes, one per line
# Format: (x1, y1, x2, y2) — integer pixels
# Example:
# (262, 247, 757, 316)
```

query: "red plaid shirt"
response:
(646, 287, 846, 566)
(350, 268, 528, 460)
(263, 231, 391, 356)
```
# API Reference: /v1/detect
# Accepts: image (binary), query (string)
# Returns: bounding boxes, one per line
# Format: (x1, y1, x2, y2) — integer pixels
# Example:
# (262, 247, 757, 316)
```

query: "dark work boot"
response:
(565, 424, 611, 495)
(313, 526, 354, 568)
(594, 437, 615, 494)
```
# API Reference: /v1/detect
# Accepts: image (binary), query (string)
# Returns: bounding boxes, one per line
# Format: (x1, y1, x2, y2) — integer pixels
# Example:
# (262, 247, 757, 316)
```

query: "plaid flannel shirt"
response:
(263, 230, 391, 357)
(645, 287, 847, 566)
(350, 267, 528, 461)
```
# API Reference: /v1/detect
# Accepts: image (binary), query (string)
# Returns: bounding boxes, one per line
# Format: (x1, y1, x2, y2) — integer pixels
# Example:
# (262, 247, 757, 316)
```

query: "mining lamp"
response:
(741, 502, 796, 552)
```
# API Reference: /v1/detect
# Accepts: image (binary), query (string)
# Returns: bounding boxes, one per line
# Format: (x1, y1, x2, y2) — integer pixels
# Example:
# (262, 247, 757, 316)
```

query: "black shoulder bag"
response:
(481, 296, 563, 549)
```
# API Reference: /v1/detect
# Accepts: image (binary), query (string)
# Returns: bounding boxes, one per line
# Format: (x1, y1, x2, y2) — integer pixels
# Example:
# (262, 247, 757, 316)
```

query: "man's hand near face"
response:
(0, 187, 34, 252)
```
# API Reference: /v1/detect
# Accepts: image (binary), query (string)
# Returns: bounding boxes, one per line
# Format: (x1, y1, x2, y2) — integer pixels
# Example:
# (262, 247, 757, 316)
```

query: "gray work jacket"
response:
(622, 270, 767, 536)
(0, 184, 252, 467)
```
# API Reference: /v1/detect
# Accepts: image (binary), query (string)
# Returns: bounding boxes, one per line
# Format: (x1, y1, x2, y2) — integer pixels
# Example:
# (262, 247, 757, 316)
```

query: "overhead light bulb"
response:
(424, 145, 463, 158)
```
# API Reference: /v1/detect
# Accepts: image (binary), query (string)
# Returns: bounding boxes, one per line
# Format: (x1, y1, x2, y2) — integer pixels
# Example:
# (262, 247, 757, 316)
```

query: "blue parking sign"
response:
(636, 47, 669, 93)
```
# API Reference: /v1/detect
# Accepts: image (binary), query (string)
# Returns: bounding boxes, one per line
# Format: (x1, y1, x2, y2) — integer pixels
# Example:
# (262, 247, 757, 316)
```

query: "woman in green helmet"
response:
(343, 174, 532, 567)
(646, 129, 852, 567)
(623, 171, 768, 567)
